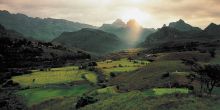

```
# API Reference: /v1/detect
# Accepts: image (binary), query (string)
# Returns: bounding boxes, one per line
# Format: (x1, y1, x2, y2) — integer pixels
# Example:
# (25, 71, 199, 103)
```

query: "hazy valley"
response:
(0, 7, 220, 110)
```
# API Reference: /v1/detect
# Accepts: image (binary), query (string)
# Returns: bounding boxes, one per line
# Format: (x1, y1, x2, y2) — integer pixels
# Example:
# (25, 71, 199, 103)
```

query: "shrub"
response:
(75, 96, 98, 109)
(161, 72, 170, 79)
(110, 72, 117, 78)
(88, 62, 97, 66)
(133, 61, 138, 64)
(118, 64, 123, 67)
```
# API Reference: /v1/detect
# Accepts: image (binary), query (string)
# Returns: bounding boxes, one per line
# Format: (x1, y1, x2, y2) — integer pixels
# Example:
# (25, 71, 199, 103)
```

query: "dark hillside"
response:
(0, 24, 90, 83)
(53, 28, 125, 54)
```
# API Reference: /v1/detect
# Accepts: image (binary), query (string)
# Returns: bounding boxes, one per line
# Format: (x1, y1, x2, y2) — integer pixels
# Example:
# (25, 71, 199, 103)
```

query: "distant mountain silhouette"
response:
(203, 23, 220, 37)
(112, 19, 127, 27)
(144, 26, 192, 45)
(53, 28, 125, 54)
(0, 10, 96, 41)
(0, 24, 24, 39)
(142, 20, 220, 47)
(169, 19, 201, 32)
(100, 19, 155, 46)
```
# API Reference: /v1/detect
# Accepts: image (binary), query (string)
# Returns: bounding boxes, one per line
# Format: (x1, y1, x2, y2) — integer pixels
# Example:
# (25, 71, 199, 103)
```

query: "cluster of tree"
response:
(79, 62, 97, 70)
(182, 59, 220, 95)
(75, 96, 98, 109)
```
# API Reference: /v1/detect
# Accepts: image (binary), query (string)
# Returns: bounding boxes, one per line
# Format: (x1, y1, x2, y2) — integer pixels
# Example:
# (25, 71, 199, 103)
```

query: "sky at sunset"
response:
(0, 0, 220, 28)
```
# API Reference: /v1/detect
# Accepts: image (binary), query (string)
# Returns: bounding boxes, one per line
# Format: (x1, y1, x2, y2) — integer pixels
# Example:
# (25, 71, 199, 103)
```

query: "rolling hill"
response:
(53, 28, 125, 54)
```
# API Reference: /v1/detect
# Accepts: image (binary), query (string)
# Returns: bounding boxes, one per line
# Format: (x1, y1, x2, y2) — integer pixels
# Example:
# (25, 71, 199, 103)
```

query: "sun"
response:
(120, 8, 151, 25)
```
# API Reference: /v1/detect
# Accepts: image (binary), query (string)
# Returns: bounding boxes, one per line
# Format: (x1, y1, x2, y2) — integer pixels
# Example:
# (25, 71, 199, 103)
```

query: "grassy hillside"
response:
(81, 91, 220, 110)
(109, 60, 190, 91)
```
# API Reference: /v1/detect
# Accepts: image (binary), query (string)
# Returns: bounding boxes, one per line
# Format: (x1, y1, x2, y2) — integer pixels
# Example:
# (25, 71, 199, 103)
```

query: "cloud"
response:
(0, 0, 220, 28)
(140, 0, 220, 28)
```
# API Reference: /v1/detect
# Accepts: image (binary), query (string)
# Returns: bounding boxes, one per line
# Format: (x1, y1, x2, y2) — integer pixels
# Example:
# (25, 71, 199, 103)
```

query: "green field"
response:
(16, 85, 92, 106)
(97, 58, 149, 77)
(12, 66, 97, 87)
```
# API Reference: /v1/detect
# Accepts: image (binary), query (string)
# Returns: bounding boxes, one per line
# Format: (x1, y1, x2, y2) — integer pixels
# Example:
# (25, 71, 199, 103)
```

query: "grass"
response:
(213, 87, 220, 95)
(97, 58, 149, 77)
(109, 60, 190, 91)
(12, 66, 97, 87)
(103, 67, 139, 74)
(97, 86, 118, 94)
(16, 85, 91, 106)
(144, 88, 189, 96)
(84, 73, 97, 83)
(210, 55, 220, 64)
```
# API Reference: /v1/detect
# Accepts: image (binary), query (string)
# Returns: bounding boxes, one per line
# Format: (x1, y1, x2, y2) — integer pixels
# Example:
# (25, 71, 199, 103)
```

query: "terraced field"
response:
(97, 58, 149, 77)
(12, 66, 98, 107)
(16, 85, 92, 106)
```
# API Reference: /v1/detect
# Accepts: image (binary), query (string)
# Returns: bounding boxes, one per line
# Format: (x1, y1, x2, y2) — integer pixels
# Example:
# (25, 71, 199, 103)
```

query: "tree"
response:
(192, 64, 220, 95)
(204, 65, 220, 94)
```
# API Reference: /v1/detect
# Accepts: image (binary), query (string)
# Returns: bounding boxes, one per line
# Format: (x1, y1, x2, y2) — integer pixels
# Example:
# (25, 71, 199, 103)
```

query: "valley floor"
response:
(1, 49, 220, 110)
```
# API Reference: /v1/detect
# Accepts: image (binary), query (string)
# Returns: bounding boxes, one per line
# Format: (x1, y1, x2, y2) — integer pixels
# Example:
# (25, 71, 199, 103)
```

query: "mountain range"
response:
(100, 19, 156, 46)
(1, 10, 220, 55)
(0, 10, 96, 41)
(143, 19, 220, 47)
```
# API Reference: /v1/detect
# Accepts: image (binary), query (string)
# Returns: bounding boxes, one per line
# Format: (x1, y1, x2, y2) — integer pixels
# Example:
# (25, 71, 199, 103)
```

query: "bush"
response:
(161, 72, 170, 79)
(88, 67, 95, 71)
(118, 64, 123, 67)
(75, 96, 98, 109)
(88, 62, 97, 66)
(133, 61, 138, 64)
(110, 72, 117, 78)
